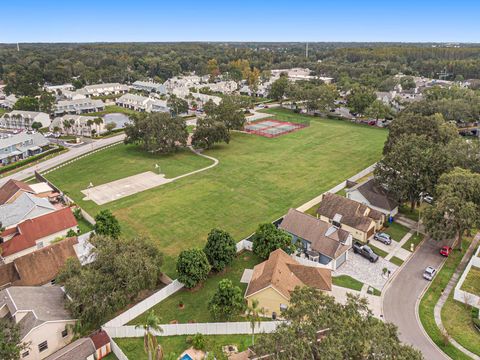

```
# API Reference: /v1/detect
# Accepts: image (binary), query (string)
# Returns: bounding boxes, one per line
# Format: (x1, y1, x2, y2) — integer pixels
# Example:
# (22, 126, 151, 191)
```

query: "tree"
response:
(191, 117, 230, 150)
(423, 168, 480, 250)
(94, 209, 121, 239)
(62, 119, 73, 135)
(400, 76, 416, 90)
(246, 298, 265, 346)
(13, 96, 39, 111)
(167, 94, 188, 116)
(269, 76, 290, 103)
(57, 235, 163, 330)
(203, 228, 236, 272)
(245, 67, 261, 93)
(255, 287, 423, 360)
(94, 117, 104, 134)
(125, 112, 188, 154)
(0, 319, 30, 360)
(375, 134, 450, 210)
(176, 248, 211, 289)
(208, 279, 246, 321)
(66, 229, 77, 237)
(207, 96, 246, 131)
(136, 310, 164, 360)
(105, 122, 117, 133)
(252, 223, 295, 259)
(207, 58, 220, 81)
(364, 99, 393, 121)
(346, 85, 376, 114)
(31, 121, 43, 131)
(39, 91, 55, 113)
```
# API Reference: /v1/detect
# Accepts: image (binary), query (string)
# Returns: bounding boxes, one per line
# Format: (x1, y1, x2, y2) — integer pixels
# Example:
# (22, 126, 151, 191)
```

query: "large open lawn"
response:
(46, 109, 387, 275)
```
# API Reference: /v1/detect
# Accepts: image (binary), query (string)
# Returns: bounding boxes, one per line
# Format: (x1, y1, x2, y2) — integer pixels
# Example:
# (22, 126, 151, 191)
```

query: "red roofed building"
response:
(89, 330, 111, 359)
(0, 207, 78, 263)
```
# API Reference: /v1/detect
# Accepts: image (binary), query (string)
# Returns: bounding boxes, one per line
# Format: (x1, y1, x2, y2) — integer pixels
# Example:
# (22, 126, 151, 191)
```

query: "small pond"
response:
(103, 113, 131, 128)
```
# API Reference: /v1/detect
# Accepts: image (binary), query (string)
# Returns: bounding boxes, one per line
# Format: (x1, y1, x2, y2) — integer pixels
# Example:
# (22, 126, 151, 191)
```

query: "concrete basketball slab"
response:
(81, 171, 172, 205)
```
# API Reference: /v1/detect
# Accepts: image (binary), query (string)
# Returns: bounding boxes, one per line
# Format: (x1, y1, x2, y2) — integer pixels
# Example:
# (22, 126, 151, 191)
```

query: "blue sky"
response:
(2, 0, 479, 43)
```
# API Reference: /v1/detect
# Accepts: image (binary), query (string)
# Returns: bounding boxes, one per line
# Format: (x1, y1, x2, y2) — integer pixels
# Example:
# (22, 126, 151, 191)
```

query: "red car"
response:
(440, 246, 453, 257)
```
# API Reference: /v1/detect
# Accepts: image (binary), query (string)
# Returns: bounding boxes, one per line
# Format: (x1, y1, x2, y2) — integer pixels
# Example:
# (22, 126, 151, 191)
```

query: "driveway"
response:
(383, 237, 451, 360)
(334, 249, 398, 290)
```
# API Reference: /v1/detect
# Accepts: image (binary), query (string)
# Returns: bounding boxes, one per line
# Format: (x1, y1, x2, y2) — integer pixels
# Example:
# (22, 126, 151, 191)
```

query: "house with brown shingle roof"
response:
(316, 193, 385, 243)
(244, 249, 332, 317)
(279, 209, 352, 270)
(0, 179, 34, 205)
(345, 178, 399, 217)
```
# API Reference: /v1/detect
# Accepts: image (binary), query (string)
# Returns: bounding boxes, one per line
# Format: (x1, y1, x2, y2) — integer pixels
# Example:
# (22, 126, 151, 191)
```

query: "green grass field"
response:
(129, 253, 263, 325)
(461, 266, 480, 295)
(332, 275, 364, 291)
(46, 109, 387, 275)
(383, 222, 410, 243)
(116, 334, 253, 360)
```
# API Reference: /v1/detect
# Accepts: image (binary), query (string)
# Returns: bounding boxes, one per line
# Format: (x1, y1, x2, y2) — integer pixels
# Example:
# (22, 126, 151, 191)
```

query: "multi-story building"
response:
(131, 81, 166, 94)
(0, 111, 51, 130)
(50, 115, 106, 137)
(116, 93, 169, 113)
(0, 132, 50, 166)
(80, 83, 129, 97)
(0, 94, 18, 109)
(54, 98, 105, 116)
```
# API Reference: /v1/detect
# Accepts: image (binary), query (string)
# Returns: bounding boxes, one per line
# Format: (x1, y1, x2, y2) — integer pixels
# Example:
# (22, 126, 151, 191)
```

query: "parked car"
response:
(374, 232, 392, 245)
(423, 266, 436, 281)
(423, 195, 434, 204)
(353, 242, 379, 263)
(440, 246, 453, 257)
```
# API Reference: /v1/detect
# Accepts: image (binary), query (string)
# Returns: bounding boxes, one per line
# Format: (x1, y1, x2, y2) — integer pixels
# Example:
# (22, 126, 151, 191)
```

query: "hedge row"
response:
(0, 146, 66, 175)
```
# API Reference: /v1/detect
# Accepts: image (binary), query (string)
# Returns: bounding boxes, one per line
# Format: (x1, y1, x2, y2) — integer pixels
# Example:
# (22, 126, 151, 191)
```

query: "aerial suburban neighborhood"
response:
(0, 2, 480, 360)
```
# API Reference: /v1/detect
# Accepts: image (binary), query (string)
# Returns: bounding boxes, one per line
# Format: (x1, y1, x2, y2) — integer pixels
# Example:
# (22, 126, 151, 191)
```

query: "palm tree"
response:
(86, 119, 94, 137)
(135, 310, 164, 360)
(62, 119, 72, 135)
(94, 117, 104, 135)
(246, 299, 265, 346)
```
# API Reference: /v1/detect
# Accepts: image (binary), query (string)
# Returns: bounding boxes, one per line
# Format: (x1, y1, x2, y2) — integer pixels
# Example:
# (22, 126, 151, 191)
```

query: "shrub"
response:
(94, 210, 121, 239)
(252, 223, 295, 259)
(66, 229, 77, 238)
(208, 279, 246, 321)
(176, 249, 211, 289)
(203, 228, 236, 272)
(190, 333, 206, 350)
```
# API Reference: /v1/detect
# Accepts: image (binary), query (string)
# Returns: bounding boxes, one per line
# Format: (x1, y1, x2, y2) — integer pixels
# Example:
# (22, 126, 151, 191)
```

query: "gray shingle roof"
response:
(0, 192, 55, 228)
(352, 178, 399, 212)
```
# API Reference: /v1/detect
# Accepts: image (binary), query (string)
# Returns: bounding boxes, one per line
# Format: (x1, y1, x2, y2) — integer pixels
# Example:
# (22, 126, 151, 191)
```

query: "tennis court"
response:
(245, 118, 308, 138)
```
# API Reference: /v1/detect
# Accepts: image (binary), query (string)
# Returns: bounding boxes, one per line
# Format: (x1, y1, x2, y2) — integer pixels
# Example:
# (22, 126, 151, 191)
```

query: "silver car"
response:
(423, 266, 436, 281)
(374, 232, 392, 245)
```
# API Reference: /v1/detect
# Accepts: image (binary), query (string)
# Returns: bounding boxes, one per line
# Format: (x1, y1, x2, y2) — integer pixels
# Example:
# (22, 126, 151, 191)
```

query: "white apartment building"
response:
(0, 111, 51, 130)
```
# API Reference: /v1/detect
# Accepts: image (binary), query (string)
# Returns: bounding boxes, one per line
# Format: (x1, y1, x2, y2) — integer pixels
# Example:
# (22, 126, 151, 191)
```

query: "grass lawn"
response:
(401, 233, 424, 251)
(442, 294, 480, 356)
(116, 334, 253, 360)
(332, 275, 364, 291)
(461, 266, 480, 295)
(390, 256, 404, 267)
(368, 243, 388, 258)
(399, 203, 429, 222)
(383, 222, 410, 243)
(418, 236, 474, 360)
(46, 108, 386, 276)
(87, 105, 140, 117)
(129, 253, 263, 325)
(77, 217, 94, 235)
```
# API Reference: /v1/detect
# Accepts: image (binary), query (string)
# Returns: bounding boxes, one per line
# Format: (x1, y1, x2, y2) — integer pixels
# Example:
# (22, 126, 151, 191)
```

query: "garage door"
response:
(366, 226, 375, 239)
(336, 251, 347, 268)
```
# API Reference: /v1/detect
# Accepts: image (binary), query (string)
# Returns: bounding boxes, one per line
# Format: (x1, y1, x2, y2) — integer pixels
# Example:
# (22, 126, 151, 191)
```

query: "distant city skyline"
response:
(1, 0, 479, 43)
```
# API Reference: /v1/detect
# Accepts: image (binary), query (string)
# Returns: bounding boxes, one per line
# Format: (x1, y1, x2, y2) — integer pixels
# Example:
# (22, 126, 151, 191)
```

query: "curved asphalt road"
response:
(0, 134, 125, 185)
(383, 237, 451, 360)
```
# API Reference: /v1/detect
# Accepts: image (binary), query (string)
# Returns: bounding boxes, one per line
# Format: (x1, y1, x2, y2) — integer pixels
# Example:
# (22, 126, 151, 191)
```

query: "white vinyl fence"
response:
(104, 321, 281, 338)
(454, 245, 480, 310)
(104, 280, 184, 328)
(110, 339, 129, 360)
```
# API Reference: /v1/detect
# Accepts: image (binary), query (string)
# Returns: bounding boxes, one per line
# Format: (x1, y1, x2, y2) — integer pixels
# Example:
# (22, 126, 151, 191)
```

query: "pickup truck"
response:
(352, 242, 379, 263)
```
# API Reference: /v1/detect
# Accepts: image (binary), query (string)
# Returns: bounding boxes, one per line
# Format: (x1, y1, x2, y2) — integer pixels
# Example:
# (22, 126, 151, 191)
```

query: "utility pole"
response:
(305, 42, 309, 58)
(17, 43, 20, 52)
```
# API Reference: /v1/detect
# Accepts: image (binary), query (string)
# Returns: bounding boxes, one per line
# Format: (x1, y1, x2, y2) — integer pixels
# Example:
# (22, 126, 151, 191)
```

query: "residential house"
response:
(0, 207, 78, 262)
(0, 132, 50, 166)
(279, 209, 352, 269)
(0, 286, 76, 360)
(0, 94, 18, 109)
(200, 80, 238, 94)
(80, 83, 129, 97)
(151, 99, 170, 113)
(44, 84, 75, 94)
(316, 193, 385, 242)
(44, 338, 95, 360)
(61, 90, 87, 101)
(132, 80, 167, 94)
(116, 93, 169, 113)
(0, 237, 79, 288)
(244, 248, 332, 317)
(345, 178, 399, 217)
(172, 87, 221, 108)
(0, 111, 51, 130)
(163, 75, 207, 93)
(50, 115, 105, 137)
(54, 99, 105, 116)
(0, 179, 58, 205)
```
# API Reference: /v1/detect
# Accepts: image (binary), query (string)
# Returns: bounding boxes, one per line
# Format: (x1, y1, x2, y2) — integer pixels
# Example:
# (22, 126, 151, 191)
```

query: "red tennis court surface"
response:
(244, 118, 308, 138)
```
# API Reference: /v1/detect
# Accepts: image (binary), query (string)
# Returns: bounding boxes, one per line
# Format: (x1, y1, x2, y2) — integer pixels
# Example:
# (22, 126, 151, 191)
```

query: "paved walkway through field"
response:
(82, 147, 219, 205)
(433, 233, 480, 360)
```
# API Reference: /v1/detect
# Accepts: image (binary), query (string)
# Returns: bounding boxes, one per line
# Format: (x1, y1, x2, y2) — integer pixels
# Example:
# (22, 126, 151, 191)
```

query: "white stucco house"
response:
(0, 111, 51, 130)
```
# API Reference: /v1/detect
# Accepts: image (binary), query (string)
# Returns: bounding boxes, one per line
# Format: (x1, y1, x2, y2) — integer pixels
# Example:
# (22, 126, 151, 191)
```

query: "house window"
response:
(61, 328, 68, 338)
(38, 341, 48, 352)
(22, 351, 29, 358)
